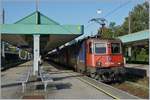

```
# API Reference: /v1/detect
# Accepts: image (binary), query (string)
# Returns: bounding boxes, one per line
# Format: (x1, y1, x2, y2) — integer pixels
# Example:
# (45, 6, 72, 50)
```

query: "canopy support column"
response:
(128, 46, 132, 61)
(2, 41, 5, 57)
(1, 41, 5, 66)
(33, 35, 40, 75)
(27, 52, 30, 60)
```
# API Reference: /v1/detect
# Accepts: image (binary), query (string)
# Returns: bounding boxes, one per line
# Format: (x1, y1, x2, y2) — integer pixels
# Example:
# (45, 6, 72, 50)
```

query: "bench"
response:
(17, 68, 31, 92)
(39, 68, 53, 92)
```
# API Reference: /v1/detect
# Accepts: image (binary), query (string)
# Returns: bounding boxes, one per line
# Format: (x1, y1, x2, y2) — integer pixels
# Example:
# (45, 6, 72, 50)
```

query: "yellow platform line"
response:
(69, 73, 120, 100)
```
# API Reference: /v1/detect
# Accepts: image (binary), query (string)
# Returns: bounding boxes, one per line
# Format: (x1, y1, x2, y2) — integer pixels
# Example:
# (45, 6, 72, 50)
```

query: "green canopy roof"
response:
(118, 30, 149, 43)
(1, 11, 84, 54)
(15, 11, 60, 25)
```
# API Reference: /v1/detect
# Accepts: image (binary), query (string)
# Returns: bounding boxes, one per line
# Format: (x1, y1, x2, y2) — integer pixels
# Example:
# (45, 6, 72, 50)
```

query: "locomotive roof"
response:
(68, 36, 122, 47)
(77, 36, 122, 42)
(87, 37, 122, 42)
(48, 37, 122, 55)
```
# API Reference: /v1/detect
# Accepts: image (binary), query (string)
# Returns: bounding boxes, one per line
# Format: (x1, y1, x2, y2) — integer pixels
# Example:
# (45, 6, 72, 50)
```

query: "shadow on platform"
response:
(52, 74, 83, 81)
(36, 82, 72, 90)
(1, 83, 21, 88)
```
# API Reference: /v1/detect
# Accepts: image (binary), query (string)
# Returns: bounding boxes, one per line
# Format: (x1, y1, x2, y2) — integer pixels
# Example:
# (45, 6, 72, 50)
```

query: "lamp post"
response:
(97, 9, 102, 14)
(36, 0, 39, 11)
(128, 12, 131, 34)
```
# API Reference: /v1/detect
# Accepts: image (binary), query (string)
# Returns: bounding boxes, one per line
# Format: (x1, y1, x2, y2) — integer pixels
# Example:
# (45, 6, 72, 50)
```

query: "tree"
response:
(99, 22, 116, 38)
(118, 1, 149, 36)
(99, 1, 149, 37)
(109, 22, 116, 29)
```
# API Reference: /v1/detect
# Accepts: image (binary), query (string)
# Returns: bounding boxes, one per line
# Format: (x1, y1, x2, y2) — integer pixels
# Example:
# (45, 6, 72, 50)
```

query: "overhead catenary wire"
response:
(54, 1, 131, 37)
(103, 1, 131, 18)
(84, 0, 131, 31)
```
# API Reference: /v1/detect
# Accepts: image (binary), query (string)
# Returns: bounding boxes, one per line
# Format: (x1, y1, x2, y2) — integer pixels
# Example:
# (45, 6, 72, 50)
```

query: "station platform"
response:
(125, 64, 149, 77)
(1, 61, 139, 99)
(1, 61, 112, 99)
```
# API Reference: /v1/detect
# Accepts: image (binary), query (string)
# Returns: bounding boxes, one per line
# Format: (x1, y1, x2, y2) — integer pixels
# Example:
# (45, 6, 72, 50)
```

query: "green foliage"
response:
(117, 1, 149, 36)
(20, 50, 27, 58)
(100, 27, 115, 38)
(100, 1, 149, 38)
(109, 22, 116, 29)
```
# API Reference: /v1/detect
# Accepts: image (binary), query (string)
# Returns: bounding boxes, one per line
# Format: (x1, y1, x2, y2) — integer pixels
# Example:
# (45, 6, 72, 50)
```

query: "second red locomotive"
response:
(48, 37, 125, 82)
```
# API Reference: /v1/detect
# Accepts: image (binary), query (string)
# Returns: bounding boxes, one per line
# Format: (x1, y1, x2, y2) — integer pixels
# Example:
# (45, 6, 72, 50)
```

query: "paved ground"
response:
(1, 61, 113, 99)
(1, 61, 32, 85)
(1, 61, 32, 99)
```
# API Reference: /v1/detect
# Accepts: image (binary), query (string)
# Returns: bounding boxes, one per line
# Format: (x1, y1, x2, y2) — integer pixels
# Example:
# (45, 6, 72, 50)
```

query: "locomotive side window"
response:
(89, 42, 93, 53)
(111, 43, 121, 53)
(95, 43, 106, 54)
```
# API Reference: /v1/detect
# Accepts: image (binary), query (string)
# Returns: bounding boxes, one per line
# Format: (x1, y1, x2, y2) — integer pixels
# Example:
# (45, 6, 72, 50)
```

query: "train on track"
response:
(1, 53, 28, 71)
(47, 36, 126, 82)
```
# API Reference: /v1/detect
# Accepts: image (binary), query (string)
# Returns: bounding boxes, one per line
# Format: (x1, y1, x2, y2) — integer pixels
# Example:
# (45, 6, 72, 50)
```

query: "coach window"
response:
(111, 43, 121, 53)
(95, 43, 106, 54)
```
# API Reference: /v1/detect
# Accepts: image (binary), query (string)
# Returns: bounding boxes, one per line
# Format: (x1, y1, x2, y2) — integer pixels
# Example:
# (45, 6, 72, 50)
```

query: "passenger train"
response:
(47, 36, 125, 82)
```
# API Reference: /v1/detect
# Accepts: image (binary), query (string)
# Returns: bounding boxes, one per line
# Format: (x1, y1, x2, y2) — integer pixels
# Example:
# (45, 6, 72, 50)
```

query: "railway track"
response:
(68, 72, 139, 99)
(125, 81, 149, 90)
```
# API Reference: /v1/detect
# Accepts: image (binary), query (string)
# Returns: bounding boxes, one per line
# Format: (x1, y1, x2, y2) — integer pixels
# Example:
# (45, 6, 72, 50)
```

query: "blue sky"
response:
(1, 0, 146, 37)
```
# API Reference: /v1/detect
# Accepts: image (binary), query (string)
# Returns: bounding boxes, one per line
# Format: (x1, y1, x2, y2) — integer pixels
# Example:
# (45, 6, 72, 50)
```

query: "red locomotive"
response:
(48, 37, 125, 82)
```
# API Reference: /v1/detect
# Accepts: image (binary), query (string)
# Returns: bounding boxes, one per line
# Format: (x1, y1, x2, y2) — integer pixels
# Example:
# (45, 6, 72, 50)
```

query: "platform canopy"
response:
(118, 30, 149, 44)
(1, 11, 84, 54)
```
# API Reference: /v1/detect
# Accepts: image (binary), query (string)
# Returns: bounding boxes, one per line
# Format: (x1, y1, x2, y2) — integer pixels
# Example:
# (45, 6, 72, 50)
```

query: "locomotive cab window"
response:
(95, 43, 106, 54)
(111, 43, 121, 53)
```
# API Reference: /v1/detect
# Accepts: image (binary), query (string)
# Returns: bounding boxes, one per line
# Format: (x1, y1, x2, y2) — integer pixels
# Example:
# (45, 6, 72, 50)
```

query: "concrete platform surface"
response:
(1, 62, 113, 99)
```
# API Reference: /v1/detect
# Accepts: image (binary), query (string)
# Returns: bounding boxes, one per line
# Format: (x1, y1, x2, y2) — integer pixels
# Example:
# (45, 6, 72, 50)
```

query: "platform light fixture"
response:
(97, 9, 102, 14)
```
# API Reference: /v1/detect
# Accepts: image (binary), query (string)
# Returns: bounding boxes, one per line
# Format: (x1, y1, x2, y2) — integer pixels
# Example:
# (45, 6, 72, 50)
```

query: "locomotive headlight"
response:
(96, 61, 101, 66)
